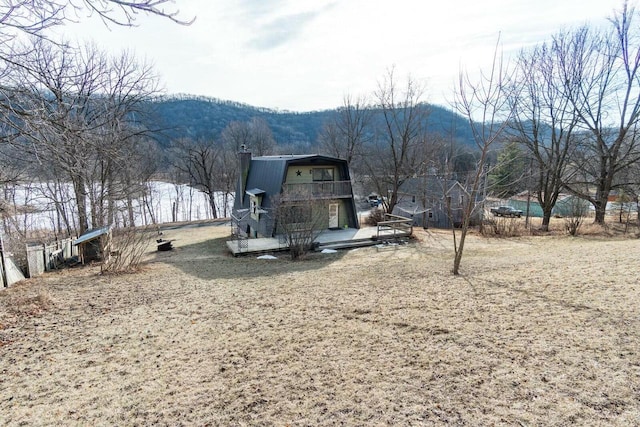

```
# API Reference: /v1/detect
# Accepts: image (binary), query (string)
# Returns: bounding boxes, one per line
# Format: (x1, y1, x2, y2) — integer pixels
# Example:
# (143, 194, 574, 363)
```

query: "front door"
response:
(328, 203, 339, 228)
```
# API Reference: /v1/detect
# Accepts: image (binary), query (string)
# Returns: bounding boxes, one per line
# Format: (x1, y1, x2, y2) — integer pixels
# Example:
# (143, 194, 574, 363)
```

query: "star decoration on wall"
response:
(296, 170, 302, 176)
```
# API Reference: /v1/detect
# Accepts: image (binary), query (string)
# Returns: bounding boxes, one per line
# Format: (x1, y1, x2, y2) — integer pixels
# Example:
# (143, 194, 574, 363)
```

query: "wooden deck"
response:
(226, 227, 380, 256)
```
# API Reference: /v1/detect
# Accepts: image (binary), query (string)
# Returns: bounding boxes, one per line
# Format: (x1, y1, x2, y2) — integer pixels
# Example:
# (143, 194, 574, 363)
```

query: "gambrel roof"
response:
(234, 154, 352, 211)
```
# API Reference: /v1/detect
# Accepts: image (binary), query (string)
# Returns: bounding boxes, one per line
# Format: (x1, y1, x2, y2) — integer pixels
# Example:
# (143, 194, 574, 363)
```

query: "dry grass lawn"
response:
(1, 221, 640, 426)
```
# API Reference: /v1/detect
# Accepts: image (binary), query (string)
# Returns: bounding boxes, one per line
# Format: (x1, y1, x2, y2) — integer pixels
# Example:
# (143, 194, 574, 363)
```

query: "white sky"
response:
(56, 0, 623, 112)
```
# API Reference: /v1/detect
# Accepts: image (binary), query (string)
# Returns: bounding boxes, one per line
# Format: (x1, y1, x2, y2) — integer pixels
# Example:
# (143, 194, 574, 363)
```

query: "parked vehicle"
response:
(490, 206, 523, 218)
(366, 194, 382, 207)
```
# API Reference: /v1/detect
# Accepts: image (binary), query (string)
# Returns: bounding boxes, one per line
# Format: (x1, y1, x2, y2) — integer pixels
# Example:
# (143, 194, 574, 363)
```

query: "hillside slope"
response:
(144, 95, 474, 150)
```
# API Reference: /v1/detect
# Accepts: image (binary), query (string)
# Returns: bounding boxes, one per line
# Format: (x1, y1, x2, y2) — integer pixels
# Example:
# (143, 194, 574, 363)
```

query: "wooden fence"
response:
(26, 237, 77, 278)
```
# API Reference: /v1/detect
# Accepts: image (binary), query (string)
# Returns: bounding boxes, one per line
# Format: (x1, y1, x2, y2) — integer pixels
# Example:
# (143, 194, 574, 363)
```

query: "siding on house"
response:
(391, 176, 478, 229)
(284, 165, 339, 184)
(233, 154, 359, 238)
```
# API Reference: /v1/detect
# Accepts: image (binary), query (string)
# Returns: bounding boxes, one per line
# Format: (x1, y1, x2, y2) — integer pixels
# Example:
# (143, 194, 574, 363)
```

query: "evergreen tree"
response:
(489, 141, 526, 198)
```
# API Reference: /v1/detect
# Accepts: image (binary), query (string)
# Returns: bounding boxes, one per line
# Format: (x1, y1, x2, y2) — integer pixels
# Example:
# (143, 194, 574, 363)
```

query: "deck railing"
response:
(282, 180, 352, 200)
(377, 213, 413, 240)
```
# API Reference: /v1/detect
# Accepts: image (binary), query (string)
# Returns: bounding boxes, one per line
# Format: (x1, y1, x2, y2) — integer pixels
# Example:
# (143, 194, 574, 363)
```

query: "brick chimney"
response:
(239, 144, 252, 196)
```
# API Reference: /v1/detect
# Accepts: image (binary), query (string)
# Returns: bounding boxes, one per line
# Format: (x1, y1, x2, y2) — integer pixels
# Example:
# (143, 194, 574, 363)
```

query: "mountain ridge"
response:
(146, 94, 475, 150)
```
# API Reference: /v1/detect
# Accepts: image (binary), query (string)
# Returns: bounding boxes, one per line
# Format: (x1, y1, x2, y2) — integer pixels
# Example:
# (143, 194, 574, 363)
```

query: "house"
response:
(232, 151, 359, 238)
(391, 176, 482, 228)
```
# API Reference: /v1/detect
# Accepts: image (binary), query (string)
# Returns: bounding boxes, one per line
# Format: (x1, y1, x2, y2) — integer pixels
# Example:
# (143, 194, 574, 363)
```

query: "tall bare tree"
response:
(319, 94, 372, 167)
(365, 69, 429, 213)
(221, 118, 276, 157)
(3, 38, 160, 234)
(510, 37, 582, 230)
(170, 138, 223, 219)
(220, 120, 252, 152)
(248, 117, 275, 156)
(558, 3, 640, 223)
(452, 40, 513, 275)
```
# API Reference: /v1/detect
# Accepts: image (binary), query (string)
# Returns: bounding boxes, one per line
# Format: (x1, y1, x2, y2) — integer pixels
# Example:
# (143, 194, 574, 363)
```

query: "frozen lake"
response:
(2, 181, 234, 234)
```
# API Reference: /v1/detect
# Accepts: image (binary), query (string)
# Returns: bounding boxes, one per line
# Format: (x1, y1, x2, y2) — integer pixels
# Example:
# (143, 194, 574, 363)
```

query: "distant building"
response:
(392, 176, 481, 228)
(505, 193, 588, 218)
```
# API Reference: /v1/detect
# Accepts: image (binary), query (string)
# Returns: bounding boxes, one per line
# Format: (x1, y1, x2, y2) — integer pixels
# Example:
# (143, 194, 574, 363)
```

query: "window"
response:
(312, 168, 334, 182)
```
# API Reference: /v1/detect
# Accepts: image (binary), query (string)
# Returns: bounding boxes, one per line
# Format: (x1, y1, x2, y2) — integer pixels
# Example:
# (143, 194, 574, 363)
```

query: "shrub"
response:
(564, 198, 589, 236)
(101, 226, 153, 273)
(482, 216, 523, 237)
(365, 208, 386, 226)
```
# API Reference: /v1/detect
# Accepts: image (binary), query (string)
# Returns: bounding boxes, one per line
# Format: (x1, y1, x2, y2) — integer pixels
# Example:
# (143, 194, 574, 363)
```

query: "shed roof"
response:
(246, 188, 266, 197)
(73, 226, 111, 246)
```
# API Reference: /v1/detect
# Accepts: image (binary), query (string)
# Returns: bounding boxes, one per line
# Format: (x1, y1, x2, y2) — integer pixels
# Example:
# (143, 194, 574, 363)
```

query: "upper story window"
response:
(312, 168, 334, 182)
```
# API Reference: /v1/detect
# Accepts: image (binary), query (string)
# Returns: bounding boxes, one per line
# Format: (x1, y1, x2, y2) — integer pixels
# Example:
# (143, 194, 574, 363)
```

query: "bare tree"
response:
(558, 3, 640, 224)
(0, 0, 189, 233)
(0, 0, 191, 41)
(510, 38, 582, 231)
(319, 94, 372, 167)
(170, 138, 221, 219)
(0, 145, 21, 186)
(365, 69, 430, 214)
(3, 38, 160, 234)
(248, 117, 275, 156)
(273, 190, 328, 260)
(221, 118, 276, 157)
(220, 120, 252, 152)
(216, 141, 239, 217)
(452, 40, 513, 275)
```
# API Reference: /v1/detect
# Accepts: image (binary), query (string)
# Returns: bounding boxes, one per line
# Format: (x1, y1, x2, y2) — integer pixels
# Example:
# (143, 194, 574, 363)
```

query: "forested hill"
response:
(146, 94, 474, 149)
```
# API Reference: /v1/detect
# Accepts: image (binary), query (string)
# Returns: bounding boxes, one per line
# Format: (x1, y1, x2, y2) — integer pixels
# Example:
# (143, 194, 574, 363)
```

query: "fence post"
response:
(0, 233, 7, 288)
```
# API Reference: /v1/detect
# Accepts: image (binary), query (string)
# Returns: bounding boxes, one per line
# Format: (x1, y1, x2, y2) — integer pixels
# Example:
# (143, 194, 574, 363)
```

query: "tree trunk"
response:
(451, 196, 472, 276)
(127, 194, 135, 227)
(106, 174, 115, 227)
(594, 200, 606, 224)
(72, 177, 89, 234)
(540, 206, 553, 231)
(208, 192, 218, 219)
(452, 230, 467, 275)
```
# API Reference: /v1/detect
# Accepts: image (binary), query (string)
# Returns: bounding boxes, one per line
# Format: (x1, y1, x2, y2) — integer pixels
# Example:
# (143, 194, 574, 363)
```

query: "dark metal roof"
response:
(253, 154, 316, 161)
(235, 154, 352, 211)
(255, 154, 348, 166)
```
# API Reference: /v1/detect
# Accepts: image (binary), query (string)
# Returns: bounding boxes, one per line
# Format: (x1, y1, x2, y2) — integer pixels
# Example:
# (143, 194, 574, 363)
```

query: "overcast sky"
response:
(57, 0, 622, 112)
